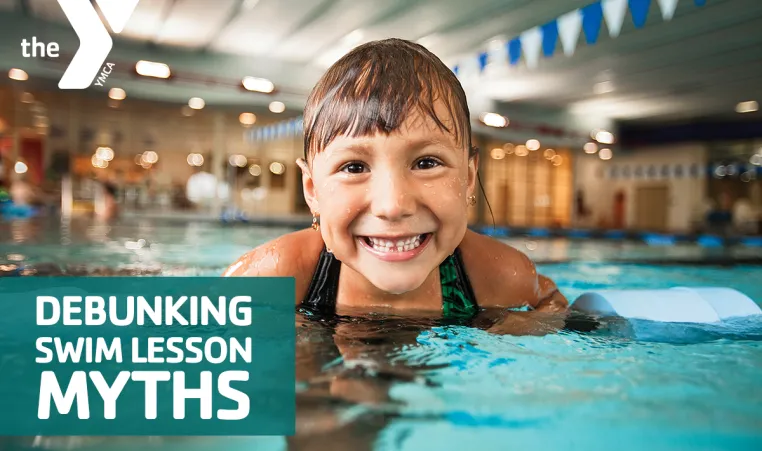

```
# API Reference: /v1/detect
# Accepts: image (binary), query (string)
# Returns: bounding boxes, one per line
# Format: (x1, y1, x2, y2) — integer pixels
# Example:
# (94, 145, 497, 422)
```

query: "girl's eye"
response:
(340, 162, 368, 174)
(414, 157, 442, 170)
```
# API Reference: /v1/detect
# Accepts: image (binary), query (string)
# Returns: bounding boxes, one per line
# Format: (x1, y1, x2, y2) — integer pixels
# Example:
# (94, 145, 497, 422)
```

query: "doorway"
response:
(634, 185, 669, 231)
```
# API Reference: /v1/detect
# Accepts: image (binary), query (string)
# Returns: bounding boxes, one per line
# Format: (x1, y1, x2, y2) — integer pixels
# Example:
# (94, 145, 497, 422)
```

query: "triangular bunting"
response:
(478, 52, 488, 71)
(541, 20, 559, 57)
(602, 0, 628, 37)
(487, 39, 508, 67)
(657, 0, 679, 20)
(582, 2, 604, 44)
(520, 26, 543, 68)
(508, 38, 522, 65)
(629, 0, 652, 28)
(558, 9, 583, 56)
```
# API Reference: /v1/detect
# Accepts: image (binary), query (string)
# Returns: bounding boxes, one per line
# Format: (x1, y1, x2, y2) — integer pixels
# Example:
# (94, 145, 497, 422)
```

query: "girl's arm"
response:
(223, 228, 325, 304)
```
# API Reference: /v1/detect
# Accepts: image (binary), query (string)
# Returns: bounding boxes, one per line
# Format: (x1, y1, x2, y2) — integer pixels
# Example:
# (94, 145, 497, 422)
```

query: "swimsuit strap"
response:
(439, 247, 479, 318)
(299, 247, 479, 318)
(299, 247, 341, 316)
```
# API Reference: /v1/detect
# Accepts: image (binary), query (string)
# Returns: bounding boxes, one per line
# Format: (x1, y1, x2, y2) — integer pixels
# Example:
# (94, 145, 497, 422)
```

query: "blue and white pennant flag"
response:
(451, 0, 707, 75)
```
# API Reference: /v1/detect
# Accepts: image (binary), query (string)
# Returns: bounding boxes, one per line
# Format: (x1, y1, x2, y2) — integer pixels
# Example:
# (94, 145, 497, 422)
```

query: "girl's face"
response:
(298, 106, 477, 295)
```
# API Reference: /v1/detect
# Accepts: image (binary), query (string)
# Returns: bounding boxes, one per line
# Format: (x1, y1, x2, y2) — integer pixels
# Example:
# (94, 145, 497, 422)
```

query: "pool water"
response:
(2, 217, 762, 451)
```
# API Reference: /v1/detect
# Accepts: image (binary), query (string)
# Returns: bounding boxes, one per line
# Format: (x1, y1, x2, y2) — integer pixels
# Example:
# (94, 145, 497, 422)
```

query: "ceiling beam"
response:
(17, 0, 30, 16)
(279, 0, 341, 39)
(151, 0, 179, 47)
(199, 0, 245, 52)
(305, 0, 424, 62)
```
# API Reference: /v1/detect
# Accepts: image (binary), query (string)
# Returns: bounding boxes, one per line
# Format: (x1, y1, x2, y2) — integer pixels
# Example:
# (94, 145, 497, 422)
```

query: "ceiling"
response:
(0, 0, 760, 129)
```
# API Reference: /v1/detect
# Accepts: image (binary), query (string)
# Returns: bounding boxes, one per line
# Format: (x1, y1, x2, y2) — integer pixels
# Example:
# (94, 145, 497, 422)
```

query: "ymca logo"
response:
(56, 0, 139, 89)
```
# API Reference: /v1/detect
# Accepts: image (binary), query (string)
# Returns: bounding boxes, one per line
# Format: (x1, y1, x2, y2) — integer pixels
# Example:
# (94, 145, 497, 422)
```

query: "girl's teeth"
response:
(367, 235, 425, 253)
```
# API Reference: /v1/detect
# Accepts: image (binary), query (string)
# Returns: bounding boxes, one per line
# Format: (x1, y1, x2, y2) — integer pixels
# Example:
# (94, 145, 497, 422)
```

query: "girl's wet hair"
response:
(303, 38, 474, 161)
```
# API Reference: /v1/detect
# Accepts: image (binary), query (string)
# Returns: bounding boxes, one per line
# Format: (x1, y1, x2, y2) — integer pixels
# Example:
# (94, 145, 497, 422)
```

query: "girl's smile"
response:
(356, 232, 433, 262)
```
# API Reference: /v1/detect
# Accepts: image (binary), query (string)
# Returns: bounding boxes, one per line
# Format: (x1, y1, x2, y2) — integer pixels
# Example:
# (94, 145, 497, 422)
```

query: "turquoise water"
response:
(1, 217, 762, 450)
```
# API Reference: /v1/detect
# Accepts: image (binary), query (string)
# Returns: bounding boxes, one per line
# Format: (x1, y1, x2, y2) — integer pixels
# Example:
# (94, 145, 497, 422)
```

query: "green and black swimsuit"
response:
(299, 246, 480, 319)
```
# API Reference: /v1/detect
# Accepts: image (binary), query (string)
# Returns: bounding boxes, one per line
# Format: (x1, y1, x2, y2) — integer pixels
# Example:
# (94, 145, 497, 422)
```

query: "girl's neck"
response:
(335, 263, 442, 314)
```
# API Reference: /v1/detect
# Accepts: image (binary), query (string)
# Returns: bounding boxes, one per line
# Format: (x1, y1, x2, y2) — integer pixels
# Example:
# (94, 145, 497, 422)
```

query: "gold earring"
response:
(468, 195, 476, 206)
(311, 213, 320, 231)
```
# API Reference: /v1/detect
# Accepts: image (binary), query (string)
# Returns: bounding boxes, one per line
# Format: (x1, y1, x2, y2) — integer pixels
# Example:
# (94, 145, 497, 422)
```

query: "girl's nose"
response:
(369, 171, 415, 221)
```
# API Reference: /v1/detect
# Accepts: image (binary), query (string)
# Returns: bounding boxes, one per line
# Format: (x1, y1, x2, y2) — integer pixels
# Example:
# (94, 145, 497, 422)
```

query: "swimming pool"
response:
(1, 217, 761, 450)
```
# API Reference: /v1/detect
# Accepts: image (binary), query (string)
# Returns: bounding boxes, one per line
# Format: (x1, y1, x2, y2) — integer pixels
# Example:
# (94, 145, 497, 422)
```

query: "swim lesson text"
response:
(35, 295, 253, 421)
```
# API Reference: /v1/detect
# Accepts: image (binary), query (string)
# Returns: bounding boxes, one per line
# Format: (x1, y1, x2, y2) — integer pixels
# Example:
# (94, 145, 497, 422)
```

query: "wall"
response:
(479, 136, 573, 228)
(233, 135, 305, 217)
(575, 143, 708, 232)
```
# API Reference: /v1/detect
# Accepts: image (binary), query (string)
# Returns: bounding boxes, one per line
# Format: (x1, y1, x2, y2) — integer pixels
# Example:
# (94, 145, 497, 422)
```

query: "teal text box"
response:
(0, 277, 295, 436)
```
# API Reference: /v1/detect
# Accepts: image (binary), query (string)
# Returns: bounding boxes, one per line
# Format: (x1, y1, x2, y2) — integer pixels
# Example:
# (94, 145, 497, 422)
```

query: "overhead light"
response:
(229, 154, 248, 167)
(239, 112, 257, 126)
(543, 149, 556, 160)
(479, 112, 508, 128)
(515, 145, 529, 157)
(249, 164, 262, 176)
(187, 153, 204, 167)
(593, 81, 614, 95)
(188, 97, 205, 110)
(584, 142, 598, 154)
(95, 146, 114, 161)
(416, 34, 440, 48)
(142, 151, 159, 164)
(736, 101, 759, 114)
(502, 143, 514, 154)
(242, 76, 275, 93)
(269, 101, 285, 113)
(343, 29, 364, 46)
(526, 139, 540, 151)
(91, 155, 108, 168)
(181, 106, 194, 117)
(595, 130, 615, 144)
(108, 88, 126, 100)
(14, 161, 28, 174)
(490, 148, 505, 160)
(599, 148, 613, 160)
(551, 155, 563, 166)
(33, 116, 49, 129)
(751, 154, 762, 166)
(9, 68, 28, 81)
(20, 92, 34, 104)
(270, 161, 285, 175)
(135, 60, 171, 79)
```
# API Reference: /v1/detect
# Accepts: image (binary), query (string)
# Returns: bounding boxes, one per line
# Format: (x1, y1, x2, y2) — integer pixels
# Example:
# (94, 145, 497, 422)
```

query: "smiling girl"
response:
(225, 38, 567, 319)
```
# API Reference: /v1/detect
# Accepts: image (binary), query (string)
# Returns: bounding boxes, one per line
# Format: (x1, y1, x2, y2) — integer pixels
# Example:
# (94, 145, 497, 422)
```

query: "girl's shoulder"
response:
(222, 228, 325, 303)
(458, 230, 546, 309)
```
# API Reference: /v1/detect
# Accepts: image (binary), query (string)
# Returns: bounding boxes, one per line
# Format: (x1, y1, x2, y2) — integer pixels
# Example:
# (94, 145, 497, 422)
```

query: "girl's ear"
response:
(467, 151, 479, 197)
(296, 157, 319, 214)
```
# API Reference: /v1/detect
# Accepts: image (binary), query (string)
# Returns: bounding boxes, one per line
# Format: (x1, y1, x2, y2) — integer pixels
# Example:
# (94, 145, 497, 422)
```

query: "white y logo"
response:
(57, 0, 139, 89)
